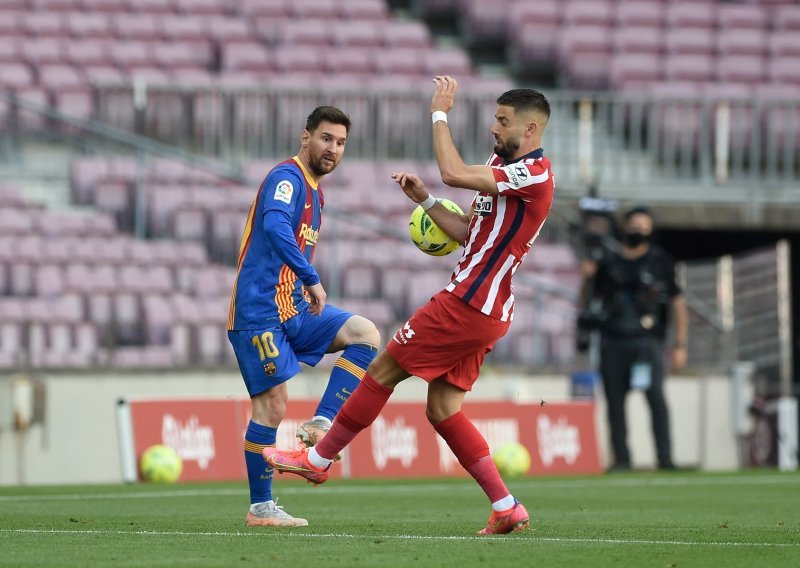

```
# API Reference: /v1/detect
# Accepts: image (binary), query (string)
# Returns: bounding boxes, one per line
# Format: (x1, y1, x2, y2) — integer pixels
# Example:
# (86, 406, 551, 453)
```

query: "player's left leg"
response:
(426, 379, 530, 535)
(287, 307, 379, 451)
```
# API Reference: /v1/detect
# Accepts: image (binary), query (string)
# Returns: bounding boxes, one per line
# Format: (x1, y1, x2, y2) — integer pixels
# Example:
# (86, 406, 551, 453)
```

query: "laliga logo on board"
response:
(371, 416, 418, 469)
(537, 415, 581, 467)
(161, 414, 216, 470)
(437, 419, 519, 473)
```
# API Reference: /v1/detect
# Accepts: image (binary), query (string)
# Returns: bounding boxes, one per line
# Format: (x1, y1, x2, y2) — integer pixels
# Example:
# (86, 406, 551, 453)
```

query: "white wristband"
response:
(419, 195, 437, 210)
(431, 111, 448, 124)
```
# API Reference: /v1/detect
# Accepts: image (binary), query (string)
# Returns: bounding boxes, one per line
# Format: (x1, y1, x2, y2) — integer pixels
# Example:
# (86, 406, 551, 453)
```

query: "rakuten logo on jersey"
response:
(392, 322, 415, 345)
(162, 414, 216, 469)
(437, 419, 519, 473)
(371, 416, 418, 469)
(537, 415, 581, 467)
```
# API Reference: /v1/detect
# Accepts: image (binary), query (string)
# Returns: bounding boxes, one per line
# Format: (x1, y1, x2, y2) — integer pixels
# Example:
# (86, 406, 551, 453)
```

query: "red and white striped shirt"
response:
(445, 148, 554, 322)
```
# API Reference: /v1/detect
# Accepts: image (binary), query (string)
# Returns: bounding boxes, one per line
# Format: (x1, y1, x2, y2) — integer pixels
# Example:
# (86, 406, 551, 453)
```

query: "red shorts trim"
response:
(386, 290, 510, 391)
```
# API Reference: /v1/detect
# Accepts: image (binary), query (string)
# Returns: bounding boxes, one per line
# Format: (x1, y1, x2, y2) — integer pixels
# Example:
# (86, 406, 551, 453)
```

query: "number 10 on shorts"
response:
(251, 332, 279, 360)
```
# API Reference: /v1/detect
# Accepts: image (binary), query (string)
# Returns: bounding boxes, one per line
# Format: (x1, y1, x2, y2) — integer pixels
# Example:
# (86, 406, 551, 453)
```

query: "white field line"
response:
(1, 528, 798, 548)
(0, 474, 798, 502)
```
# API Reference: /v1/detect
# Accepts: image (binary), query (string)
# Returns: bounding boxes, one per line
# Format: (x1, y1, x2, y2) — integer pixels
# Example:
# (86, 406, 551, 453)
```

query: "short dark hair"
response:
(623, 205, 654, 224)
(305, 106, 351, 134)
(496, 89, 551, 118)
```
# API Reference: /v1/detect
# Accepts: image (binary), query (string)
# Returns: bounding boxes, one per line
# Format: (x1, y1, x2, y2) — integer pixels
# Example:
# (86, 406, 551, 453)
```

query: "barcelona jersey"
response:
(228, 157, 323, 330)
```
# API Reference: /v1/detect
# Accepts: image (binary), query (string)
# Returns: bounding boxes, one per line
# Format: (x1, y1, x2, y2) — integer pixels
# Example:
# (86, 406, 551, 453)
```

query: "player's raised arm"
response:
(430, 76, 499, 194)
(392, 171, 471, 245)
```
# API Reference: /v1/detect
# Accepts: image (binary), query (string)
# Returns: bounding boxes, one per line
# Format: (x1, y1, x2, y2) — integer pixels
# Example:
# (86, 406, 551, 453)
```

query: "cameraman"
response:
(582, 206, 688, 471)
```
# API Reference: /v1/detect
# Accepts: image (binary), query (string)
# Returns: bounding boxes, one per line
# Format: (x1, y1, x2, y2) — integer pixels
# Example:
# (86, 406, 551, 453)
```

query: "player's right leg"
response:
(286, 308, 380, 456)
(265, 350, 408, 483)
(228, 328, 307, 526)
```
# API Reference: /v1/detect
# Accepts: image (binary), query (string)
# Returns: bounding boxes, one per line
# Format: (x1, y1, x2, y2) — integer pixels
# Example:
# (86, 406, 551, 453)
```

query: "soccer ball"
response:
(492, 442, 531, 477)
(409, 198, 463, 256)
(140, 444, 183, 483)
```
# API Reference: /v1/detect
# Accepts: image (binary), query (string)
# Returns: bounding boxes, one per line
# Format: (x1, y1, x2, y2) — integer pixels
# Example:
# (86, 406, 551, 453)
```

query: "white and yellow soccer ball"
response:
(492, 442, 532, 478)
(408, 198, 463, 256)
(140, 444, 183, 483)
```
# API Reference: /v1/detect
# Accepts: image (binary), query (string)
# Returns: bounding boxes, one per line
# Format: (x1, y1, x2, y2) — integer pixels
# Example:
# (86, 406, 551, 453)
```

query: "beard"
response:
(308, 153, 338, 177)
(494, 136, 520, 161)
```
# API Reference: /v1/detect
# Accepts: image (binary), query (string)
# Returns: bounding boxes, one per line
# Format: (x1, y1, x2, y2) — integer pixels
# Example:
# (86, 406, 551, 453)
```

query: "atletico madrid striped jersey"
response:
(444, 147, 554, 322)
(227, 157, 322, 330)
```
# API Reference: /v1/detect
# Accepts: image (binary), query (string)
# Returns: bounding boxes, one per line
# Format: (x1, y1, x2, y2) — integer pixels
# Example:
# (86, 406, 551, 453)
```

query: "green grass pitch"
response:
(1, 471, 798, 568)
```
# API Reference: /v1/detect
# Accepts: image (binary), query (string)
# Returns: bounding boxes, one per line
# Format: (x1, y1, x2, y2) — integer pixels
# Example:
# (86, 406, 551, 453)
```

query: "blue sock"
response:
(314, 343, 377, 422)
(244, 421, 276, 505)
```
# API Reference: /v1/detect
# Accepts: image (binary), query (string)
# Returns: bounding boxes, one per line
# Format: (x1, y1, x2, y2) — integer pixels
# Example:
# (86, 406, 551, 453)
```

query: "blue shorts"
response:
(228, 304, 353, 397)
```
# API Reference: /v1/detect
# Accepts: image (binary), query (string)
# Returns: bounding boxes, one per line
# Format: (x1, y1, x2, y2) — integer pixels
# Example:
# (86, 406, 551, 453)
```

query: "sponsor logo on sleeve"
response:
(274, 180, 294, 204)
(504, 164, 529, 188)
(474, 195, 494, 216)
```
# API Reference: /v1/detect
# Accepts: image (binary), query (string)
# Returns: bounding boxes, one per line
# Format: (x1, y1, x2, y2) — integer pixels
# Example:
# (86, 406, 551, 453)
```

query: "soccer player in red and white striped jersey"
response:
(267, 76, 554, 534)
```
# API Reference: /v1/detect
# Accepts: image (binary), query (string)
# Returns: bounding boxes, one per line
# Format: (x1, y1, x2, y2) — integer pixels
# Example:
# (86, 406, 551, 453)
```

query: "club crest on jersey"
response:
(505, 164, 529, 187)
(263, 361, 277, 376)
(474, 195, 494, 216)
(274, 180, 294, 204)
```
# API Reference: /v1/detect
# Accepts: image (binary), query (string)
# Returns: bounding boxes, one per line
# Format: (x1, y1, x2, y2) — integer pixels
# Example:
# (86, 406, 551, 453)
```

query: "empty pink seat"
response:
(110, 41, 152, 70)
(161, 15, 207, 41)
(238, 0, 289, 18)
(66, 12, 112, 38)
(0, 11, 24, 40)
(564, 0, 614, 27)
(22, 12, 66, 37)
(339, 0, 388, 21)
(333, 20, 383, 47)
(152, 41, 208, 70)
(665, 54, 714, 83)
(769, 31, 800, 59)
(717, 29, 767, 58)
(717, 4, 768, 31)
(374, 48, 425, 76)
(666, 3, 716, 29)
(33, 0, 80, 10)
(382, 20, 431, 49)
(610, 53, 663, 91)
(290, 0, 338, 19)
(425, 48, 472, 76)
(461, 0, 512, 46)
(134, 0, 177, 14)
(66, 39, 114, 67)
(38, 64, 86, 91)
(615, 1, 666, 28)
(175, 0, 228, 15)
(716, 56, 766, 85)
(772, 5, 800, 32)
(665, 28, 716, 56)
(275, 19, 332, 46)
(222, 41, 273, 72)
(173, 208, 208, 242)
(112, 14, 162, 40)
(206, 16, 252, 42)
(271, 45, 324, 73)
(612, 27, 664, 55)
(0, 63, 34, 89)
(342, 264, 379, 298)
(769, 57, 800, 85)
(81, 0, 132, 12)
(20, 38, 65, 66)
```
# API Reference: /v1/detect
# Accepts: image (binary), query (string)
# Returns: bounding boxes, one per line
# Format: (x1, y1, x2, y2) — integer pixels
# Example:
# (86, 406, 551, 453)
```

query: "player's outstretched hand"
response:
(306, 282, 327, 316)
(430, 75, 458, 114)
(391, 172, 428, 204)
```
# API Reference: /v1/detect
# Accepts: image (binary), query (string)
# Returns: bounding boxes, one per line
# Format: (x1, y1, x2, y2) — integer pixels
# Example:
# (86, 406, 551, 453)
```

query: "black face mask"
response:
(623, 230, 649, 247)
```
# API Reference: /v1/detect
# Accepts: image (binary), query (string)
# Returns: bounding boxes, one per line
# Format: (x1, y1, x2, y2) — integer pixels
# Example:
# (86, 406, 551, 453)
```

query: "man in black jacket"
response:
(583, 206, 688, 471)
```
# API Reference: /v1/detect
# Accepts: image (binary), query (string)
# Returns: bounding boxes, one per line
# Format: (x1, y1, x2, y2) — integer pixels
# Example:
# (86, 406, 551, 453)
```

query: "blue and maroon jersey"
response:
(227, 157, 323, 330)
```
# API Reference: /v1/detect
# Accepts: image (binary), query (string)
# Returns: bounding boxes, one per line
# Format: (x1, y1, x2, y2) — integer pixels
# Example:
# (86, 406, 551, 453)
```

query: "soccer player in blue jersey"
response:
(227, 106, 380, 527)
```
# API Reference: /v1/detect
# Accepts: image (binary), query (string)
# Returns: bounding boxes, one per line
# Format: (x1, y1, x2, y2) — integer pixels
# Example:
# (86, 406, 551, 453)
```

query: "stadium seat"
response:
(21, 12, 67, 38)
(666, 3, 716, 30)
(771, 5, 800, 31)
(66, 12, 112, 38)
(382, 20, 432, 49)
(275, 19, 332, 47)
(612, 27, 664, 56)
(716, 4, 768, 31)
(716, 29, 767, 58)
(664, 54, 715, 83)
(665, 28, 716, 56)
(716, 55, 766, 85)
(768, 31, 800, 59)
(564, 0, 614, 27)
(339, 0, 388, 21)
(614, 1, 666, 29)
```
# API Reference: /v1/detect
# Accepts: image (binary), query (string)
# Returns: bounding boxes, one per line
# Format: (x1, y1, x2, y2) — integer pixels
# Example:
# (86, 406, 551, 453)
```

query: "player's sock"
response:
(433, 411, 511, 503)
(491, 495, 517, 512)
(314, 373, 393, 461)
(313, 343, 377, 421)
(244, 421, 276, 504)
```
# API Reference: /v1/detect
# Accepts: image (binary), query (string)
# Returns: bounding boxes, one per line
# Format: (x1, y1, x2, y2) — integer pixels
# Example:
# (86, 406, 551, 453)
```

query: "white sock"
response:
(311, 416, 332, 428)
(250, 500, 274, 513)
(308, 447, 333, 469)
(491, 494, 516, 512)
